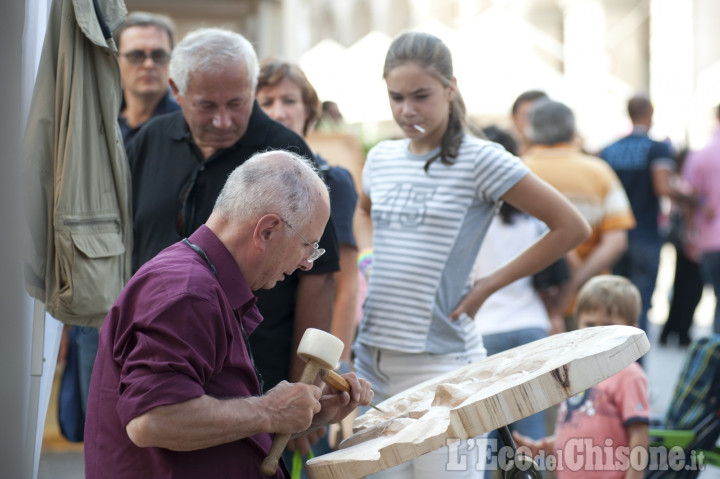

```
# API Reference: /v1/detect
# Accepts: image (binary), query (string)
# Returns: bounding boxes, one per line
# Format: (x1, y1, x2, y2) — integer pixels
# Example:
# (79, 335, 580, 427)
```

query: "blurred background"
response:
(124, 0, 720, 153)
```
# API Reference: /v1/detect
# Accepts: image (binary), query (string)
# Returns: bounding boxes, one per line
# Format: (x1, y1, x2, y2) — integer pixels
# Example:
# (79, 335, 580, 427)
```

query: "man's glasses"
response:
(120, 49, 171, 66)
(281, 218, 325, 263)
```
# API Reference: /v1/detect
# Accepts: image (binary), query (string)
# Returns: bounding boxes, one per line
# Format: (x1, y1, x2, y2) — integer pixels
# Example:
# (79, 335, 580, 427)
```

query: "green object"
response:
(648, 428, 695, 449)
(291, 448, 315, 479)
(645, 335, 720, 478)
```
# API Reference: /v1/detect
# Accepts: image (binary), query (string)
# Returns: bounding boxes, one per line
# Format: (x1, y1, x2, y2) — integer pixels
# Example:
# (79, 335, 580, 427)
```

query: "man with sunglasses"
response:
(114, 11, 180, 145)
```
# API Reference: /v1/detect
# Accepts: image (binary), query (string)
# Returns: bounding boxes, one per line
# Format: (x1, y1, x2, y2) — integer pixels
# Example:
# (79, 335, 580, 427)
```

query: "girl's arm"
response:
(353, 190, 373, 251)
(451, 173, 590, 320)
(332, 243, 359, 363)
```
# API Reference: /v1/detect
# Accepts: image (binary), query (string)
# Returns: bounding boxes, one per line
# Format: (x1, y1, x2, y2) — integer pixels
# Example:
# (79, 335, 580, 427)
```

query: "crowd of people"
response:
(47, 10, 719, 479)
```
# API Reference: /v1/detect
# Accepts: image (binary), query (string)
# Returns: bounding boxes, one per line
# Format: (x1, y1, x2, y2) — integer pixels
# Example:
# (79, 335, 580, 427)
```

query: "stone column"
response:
(281, 0, 312, 61)
(560, 0, 608, 150)
(649, 0, 694, 146)
(561, 0, 606, 86)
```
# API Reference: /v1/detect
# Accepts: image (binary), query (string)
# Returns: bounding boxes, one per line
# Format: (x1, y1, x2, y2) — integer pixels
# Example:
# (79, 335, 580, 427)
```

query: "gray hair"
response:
(169, 28, 259, 97)
(113, 11, 176, 49)
(213, 150, 326, 230)
(528, 100, 576, 145)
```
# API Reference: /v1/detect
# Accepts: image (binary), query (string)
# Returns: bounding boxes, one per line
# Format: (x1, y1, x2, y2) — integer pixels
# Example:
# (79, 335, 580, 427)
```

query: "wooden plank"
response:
(306, 325, 649, 479)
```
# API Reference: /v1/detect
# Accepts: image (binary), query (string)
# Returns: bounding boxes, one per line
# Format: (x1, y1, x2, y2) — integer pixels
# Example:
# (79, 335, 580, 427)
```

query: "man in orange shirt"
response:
(523, 100, 636, 322)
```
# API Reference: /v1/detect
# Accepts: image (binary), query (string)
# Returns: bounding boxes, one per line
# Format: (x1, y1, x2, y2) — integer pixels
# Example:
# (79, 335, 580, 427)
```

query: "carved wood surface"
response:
(306, 325, 650, 479)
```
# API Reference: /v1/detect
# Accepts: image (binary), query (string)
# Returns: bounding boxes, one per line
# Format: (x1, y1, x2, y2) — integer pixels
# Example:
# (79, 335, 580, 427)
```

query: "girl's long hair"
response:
(383, 31, 467, 172)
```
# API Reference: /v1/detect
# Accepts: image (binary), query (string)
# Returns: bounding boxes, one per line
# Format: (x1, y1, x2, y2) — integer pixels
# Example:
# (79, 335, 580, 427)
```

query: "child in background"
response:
(513, 275, 650, 479)
(471, 126, 569, 479)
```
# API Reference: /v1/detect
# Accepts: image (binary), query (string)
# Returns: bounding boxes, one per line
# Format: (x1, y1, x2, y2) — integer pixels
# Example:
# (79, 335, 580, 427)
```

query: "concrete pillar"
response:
(649, 0, 694, 146)
(280, 0, 312, 61)
(560, 0, 608, 150)
(687, 0, 720, 147)
(257, 1, 282, 60)
(332, 0, 357, 46)
(561, 0, 606, 89)
(369, 0, 389, 33)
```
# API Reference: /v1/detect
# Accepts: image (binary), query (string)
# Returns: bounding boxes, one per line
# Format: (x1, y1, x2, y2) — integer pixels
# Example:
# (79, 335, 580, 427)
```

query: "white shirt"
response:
(472, 213, 551, 336)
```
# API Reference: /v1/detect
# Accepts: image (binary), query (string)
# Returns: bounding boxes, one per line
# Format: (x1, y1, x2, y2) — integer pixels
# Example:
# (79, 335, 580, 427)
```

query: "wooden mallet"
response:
(261, 328, 345, 476)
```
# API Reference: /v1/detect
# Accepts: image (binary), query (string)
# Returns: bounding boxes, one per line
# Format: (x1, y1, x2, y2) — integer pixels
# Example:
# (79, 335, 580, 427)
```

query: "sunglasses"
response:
(120, 49, 171, 66)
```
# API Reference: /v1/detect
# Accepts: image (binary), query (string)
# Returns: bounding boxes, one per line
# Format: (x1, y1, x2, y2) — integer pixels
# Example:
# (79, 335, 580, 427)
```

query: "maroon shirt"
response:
(85, 225, 287, 478)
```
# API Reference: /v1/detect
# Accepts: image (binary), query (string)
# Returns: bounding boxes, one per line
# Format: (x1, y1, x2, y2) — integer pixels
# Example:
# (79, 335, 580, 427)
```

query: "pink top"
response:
(684, 128, 720, 252)
(554, 363, 650, 479)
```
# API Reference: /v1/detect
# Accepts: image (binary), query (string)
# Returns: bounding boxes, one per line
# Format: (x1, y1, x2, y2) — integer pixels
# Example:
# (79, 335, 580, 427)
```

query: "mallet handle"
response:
(319, 369, 350, 392)
(261, 360, 321, 476)
(319, 369, 385, 413)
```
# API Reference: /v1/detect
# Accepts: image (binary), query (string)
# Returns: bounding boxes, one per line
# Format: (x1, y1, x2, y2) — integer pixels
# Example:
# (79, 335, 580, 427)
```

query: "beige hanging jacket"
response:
(23, 0, 131, 327)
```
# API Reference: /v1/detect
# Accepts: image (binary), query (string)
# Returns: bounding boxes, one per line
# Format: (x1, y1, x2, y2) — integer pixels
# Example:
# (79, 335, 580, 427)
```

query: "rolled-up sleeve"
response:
(115, 294, 227, 426)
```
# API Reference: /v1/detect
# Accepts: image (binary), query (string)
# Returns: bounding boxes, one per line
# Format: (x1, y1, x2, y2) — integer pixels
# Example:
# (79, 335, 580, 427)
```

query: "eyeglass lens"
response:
(123, 49, 171, 65)
(281, 218, 325, 263)
(308, 247, 325, 262)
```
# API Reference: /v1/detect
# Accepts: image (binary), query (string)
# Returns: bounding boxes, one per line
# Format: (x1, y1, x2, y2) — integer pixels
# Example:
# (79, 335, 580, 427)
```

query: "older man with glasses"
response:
(127, 27, 341, 458)
(85, 150, 372, 479)
(114, 11, 180, 145)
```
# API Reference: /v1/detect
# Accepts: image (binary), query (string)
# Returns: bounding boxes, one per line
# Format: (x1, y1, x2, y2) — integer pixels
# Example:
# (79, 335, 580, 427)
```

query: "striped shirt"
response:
(358, 135, 529, 353)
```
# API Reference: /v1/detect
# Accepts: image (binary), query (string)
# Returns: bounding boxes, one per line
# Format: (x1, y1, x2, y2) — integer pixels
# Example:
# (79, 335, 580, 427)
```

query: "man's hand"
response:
(311, 373, 373, 428)
(262, 381, 322, 434)
(126, 382, 323, 452)
(57, 324, 72, 366)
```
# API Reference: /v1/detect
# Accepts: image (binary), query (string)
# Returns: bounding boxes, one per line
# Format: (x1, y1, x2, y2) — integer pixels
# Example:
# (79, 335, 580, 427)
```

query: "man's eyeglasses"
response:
(120, 49, 171, 66)
(281, 218, 325, 263)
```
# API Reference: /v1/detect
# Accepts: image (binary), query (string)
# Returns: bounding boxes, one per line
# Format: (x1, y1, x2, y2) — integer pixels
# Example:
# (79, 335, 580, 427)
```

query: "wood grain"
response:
(306, 325, 649, 479)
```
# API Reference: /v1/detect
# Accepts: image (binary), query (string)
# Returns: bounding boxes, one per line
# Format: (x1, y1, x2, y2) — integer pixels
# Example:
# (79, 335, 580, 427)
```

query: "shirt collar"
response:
(119, 88, 177, 117)
(239, 101, 273, 146)
(525, 143, 579, 157)
(153, 90, 179, 115)
(168, 110, 193, 142)
(187, 225, 256, 313)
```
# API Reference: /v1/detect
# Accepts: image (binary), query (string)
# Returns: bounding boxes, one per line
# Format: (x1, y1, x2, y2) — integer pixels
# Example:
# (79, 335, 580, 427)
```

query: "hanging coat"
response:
(23, 0, 131, 327)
